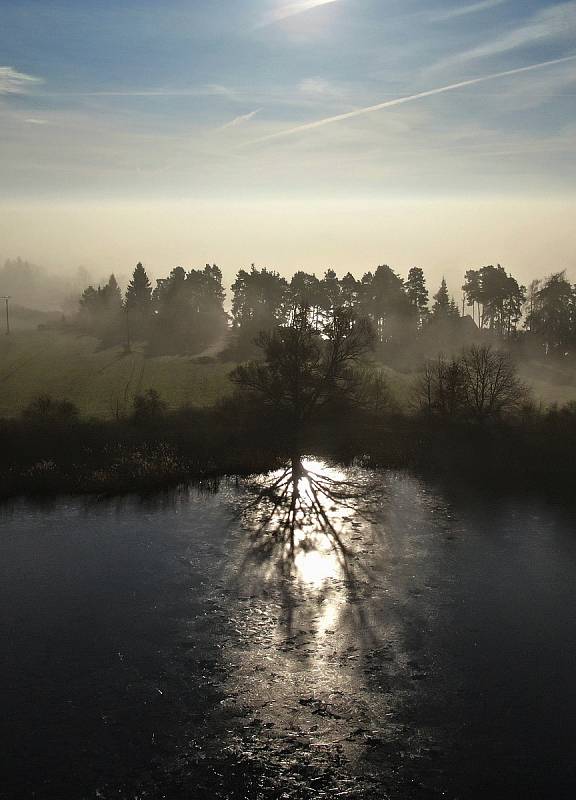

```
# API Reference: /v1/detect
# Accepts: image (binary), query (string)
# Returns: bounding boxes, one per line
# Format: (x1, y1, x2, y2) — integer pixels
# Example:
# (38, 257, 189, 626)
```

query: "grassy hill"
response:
(0, 330, 233, 418)
(2, 328, 576, 419)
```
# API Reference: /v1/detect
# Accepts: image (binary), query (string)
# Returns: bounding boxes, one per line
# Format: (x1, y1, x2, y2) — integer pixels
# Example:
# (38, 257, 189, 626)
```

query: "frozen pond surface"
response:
(2, 463, 576, 799)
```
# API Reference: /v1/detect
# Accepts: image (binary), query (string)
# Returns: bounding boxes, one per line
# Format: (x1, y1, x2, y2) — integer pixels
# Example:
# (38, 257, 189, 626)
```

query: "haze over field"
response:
(0, 198, 575, 293)
(1, 0, 575, 289)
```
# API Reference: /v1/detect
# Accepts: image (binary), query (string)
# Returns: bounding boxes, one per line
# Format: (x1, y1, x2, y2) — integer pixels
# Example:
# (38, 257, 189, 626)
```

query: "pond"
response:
(2, 462, 576, 798)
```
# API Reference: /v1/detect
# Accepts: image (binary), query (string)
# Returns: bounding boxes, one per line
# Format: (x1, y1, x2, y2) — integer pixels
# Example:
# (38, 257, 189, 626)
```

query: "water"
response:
(1, 464, 576, 799)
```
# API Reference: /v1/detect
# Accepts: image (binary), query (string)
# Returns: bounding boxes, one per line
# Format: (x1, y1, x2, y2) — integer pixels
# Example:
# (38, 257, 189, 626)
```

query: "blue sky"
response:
(0, 1, 575, 283)
(1, 0, 575, 199)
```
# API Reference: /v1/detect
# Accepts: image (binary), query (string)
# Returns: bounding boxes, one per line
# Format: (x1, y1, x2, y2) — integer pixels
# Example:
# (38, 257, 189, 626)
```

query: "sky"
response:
(0, 0, 575, 291)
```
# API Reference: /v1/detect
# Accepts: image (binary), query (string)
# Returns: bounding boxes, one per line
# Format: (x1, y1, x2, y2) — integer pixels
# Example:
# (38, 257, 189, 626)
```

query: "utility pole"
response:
(0, 296, 10, 335)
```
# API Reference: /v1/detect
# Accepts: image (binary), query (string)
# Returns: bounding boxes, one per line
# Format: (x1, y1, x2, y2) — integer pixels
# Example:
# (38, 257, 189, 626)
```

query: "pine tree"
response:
(432, 278, 451, 318)
(405, 267, 429, 323)
(125, 262, 152, 312)
(101, 274, 123, 312)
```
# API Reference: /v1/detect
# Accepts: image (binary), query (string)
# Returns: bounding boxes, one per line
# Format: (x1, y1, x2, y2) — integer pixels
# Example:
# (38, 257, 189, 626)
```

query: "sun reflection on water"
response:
(242, 456, 371, 594)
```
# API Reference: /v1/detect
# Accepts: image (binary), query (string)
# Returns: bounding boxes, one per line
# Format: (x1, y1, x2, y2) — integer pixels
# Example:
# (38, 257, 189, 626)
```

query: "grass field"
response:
(0, 330, 234, 418)
(1, 329, 576, 419)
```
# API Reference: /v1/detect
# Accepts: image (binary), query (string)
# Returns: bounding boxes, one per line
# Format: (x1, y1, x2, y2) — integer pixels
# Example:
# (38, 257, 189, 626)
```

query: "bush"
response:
(22, 395, 79, 425)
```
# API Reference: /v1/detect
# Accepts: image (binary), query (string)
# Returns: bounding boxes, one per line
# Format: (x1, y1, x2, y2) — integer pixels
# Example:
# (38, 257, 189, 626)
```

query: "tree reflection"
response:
(239, 455, 380, 593)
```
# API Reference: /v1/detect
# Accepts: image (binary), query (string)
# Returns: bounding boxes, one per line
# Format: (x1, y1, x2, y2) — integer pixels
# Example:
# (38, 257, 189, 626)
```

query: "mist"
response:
(1, 195, 574, 302)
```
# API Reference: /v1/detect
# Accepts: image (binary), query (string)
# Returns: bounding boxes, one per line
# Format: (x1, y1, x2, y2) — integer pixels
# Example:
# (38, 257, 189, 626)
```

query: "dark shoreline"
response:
(2, 400, 576, 503)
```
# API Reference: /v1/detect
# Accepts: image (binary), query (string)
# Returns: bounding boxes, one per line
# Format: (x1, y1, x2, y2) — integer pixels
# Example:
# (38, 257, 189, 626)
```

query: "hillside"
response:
(0, 330, 233, 418)
(2, 329, 576, 419)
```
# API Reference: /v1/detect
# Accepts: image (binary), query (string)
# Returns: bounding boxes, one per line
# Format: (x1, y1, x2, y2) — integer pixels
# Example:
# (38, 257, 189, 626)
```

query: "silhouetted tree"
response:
(78, 274, 123, 343)
(22, 395, 79, 425)
(231, 265, 288, 327)
(151, 264, 227, 354)
(431, 278, 458, 320)
(463, 265, 525, 335)
(358, 265, 414, 343)
(340, 272, 359, 310)
(102, 274, 122, 313)
(417, 345, 527, 420)
(524, 272, 575, 354)
(416, 355, 465, 417)
(460, 345, 528, 419)
(319, 268, 342, 324)
(405, 267, 429, 326)
(131, 389, 167, 426)
(462, 269, 482, 326)
(231, 307, 375, 426)
(229, 265, 289, 357)
(289, 271, 323, 329)
(125, 262, 152, 312)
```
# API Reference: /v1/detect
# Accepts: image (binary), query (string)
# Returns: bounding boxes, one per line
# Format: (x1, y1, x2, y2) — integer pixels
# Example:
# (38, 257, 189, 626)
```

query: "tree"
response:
(22, 395, 79, 425)
(102, 274, 123, 313)
(358, 264, 414, 343)
(339, 272, 359, 310)
(289, 271, 323, 329)
(125, 262, 152, 312)
(524, 272, 575, 354)
(152, 264, 227, 354)
(231, 265, 289, 329)
(230, 306, 375, 425)
(460, 345, 528, 419)
(416, 355, 465, 417)
(416, 345, 528, 420)
(131, 389, 167, 426)
(463, 265, 525, 335)
(78, 274, 123, 343)
(405, 267, 429, 326)
(319, 268, 342, 324)
(462, 269, 482, 326)
(431, 278, 458, 320)
(229, 265, 289, 358)
(79, 285, 99, 316)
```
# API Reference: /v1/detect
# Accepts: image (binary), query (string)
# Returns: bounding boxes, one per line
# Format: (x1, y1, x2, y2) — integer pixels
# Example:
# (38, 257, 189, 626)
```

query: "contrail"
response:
(220, 108, 262, 130)
(257, 0, 339, 27)
(245, 54, 576, 146)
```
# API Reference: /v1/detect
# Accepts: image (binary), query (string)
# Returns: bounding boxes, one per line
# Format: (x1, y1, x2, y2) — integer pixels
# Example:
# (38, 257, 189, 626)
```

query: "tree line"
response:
(76, 261, 576, 361)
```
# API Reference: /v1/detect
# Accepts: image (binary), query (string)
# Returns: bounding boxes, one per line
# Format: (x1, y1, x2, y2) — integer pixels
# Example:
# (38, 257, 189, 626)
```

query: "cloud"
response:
(258, 0, 340, 27)
(299, 77, 345, 98)
(44, 84, 235, 98)
(434, 1, 576, 68)
(244, 55, 576, 146)
(431, 0, 508, 22)
(219, 108, 262, 130)
(0, 66, 42, 95)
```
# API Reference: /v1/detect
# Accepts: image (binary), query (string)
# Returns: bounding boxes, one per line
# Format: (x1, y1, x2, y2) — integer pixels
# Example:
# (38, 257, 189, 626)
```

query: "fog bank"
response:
(1, 196, 574, 294)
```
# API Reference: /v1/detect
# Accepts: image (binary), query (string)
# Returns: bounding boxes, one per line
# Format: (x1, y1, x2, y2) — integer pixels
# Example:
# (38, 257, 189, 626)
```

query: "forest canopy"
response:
(68, 260, 576, 364)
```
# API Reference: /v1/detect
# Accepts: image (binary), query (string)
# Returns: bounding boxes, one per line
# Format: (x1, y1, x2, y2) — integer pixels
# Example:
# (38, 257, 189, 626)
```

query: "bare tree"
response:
(416, 345, 528, 420)
(460, 345, 528, 420)
(415, 354, 465, 417)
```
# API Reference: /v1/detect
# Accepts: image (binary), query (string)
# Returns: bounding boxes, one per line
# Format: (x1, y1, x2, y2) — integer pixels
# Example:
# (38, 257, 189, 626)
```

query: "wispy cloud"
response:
(43, 84, 235, 98)
(431, 0, 508, 22)
(244, 55, 576, 146)
(299, 77, 345, 98)
(0, 66, 42, 95)
(434, 1, 576, 68)
(258, 0, 340, 27)
(219, 108, 262, 130)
